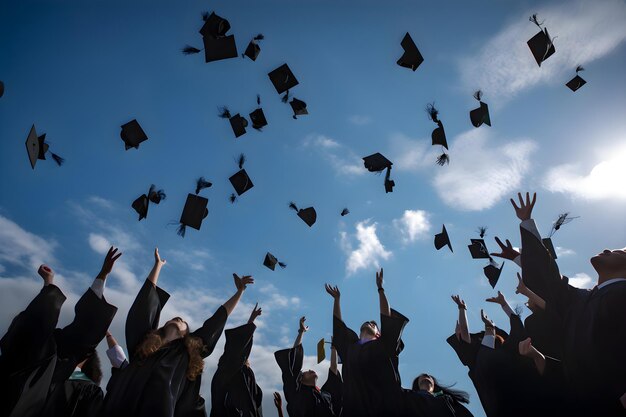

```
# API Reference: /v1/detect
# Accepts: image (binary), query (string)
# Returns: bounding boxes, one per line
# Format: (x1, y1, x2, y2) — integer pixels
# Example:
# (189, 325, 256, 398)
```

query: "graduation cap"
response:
(484, 260, 504, 288)
(25, 125, 65, 169)
(397, 32, 424, 71)
(243, 34, 264, 61)
(340, 208, 350, 216)
(469, 91, 491, 128)
(120, 119, 148, 150)
(527, 14, 556, 67)
(249, 95, 268, 130)
(263, 252, 286, 271)
(426, 103, 449, 166)
(566, 66, 586, 92)
(0, 81, 4, 98)
(317, 338, 334, 364)
(434, 225, 453, 252)
(132, 184, 166, 221)
(468, 239, 491, 259)
(289, 202, 316, 227)
(543, 212, 579, 259)
(363, 153, 395, 193)
(219, 106, 248, 138)
(177, 177, 212, 237)
(182, 12, 237, 62)
(229, 154, 254, 201)
(268, 64, 299, 95)
(290, 97, 308, 119)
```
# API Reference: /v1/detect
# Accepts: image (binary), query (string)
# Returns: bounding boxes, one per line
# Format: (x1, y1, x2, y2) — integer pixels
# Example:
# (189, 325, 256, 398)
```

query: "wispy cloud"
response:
(303, 134, 364, 176)
(0, 214, 57, 271)
(258, 283, 301, 309)
(348, 115, 372, 126)
(568, 272, 595, 289)
(556, 246, 575, 257)
(459, 0, 626, 105)
(393, 210, 432, 244)
(340, 220, 392, 275)
(387, 133, 433, 172)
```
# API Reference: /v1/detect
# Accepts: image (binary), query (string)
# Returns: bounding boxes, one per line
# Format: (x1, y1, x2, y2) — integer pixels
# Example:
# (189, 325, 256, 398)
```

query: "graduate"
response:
(102, 248, 254, 417)
(0, 248, 120, 417)
(403, 373, 473, 417)
(210, 303, 263, 417)
(325, 268, 409, 417)
(512, 192, 626, 416)
(274, 316, 343, 417)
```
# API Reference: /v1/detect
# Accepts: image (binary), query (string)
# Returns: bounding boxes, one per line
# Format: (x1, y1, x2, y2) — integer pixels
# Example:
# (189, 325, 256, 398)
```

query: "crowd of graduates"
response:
(1, 192, 625, 417)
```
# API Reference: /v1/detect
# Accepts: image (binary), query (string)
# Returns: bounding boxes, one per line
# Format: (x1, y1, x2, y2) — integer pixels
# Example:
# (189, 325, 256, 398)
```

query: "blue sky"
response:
(1, 1, 626, 415)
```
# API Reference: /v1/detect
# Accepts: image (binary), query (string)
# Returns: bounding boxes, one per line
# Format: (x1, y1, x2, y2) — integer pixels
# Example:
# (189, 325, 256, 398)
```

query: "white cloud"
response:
(340, 220, 392, 275)
(568, 272, 595, 289)
(88, 233, 139, 291)
(543, 147, 626, 200)
(348, 115, 372, 126)
(459, 0, 626, 105)
(88, 196, 115, 210)
(556, 246, 575, 257)
(303, 134, 365, 177)
(432, 129, 537, 211)
(0, 214, 57, 271)
(258, 283, 301, 309)
(393, 210, 431, 243)
(388, 133, 433, 172)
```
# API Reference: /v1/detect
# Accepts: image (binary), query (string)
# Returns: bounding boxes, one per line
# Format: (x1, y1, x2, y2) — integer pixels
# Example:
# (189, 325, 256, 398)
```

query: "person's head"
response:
(162, 316, 190, 339)
(78, 350, 103, 385)
(359, 320, 380, 339)
(299, 369, 318, 387)
(590, 248, 626, 282)
(412, 374, 470, 404)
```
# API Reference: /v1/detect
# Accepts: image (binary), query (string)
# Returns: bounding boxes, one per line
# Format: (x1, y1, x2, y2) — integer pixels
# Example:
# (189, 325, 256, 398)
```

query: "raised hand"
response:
(248, 303, 262, 324)
(324, 284, 341, 300)
(299, 316, 309, 333)
(451, 295, 467, 310)
(38, 264, 55, 285)
(233, 274, 254, 292)
(518, 337, 538, 358)
(480, 309, 495, 328)
(486, 291, 507, 306)
(516, 273, 529, 295)
(154, 247, 166, 267)
(273, 392, 283, 409)
(99, 247, 122, 279)
(376, 268, 384, 290)
(510, 192, 536, 221)
(490, 237, 520, 260)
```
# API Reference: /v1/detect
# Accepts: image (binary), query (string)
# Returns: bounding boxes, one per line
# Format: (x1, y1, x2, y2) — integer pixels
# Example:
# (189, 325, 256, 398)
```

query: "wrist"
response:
(458, 305, 466, 310)
(377, 287, 384, 292)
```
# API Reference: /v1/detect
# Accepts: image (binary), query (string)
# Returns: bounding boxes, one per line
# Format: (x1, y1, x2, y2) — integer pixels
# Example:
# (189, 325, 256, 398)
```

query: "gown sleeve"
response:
(212, 323, 256, 386)
(379, 308, 409, 356)
(321, 368, 343, 415)
(502, 314, 527, 354)
(274, 344, 304, 406)
(125, 279, 170, 361)
(446, 332, 481, 369)
(332, 316, 358, 362)
(190, 305, 228, 358)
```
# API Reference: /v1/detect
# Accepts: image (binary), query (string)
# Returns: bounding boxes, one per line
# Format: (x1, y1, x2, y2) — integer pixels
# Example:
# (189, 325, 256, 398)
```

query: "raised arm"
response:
(480, 309, 497, 348)
(329, 344, 338, 375)
(451, 295, 470, 344)
(376, 268, 391, 317)
(515, 273, 546, 310)
(519, 337, 546, 375)
(486, 291, 515, 318)
(490, 236, 521, 268)
(325, 284, 342, 321)
(105, 331, 128, 369)
(273, 392, 284, 417)
(293, 316, 308, 347)
(222, 274, 254, 316)
(146, 247, 166, 286)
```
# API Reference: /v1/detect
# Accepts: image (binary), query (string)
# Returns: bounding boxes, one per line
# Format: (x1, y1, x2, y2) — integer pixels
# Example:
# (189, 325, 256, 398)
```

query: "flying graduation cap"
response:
(243, 34, 264, 61)
(0, 81, 4, 98)
(289, 202, 317, 227)
(289, 97, 308, 119)
(543, 212, 579, 259)
(468, 239, 491, 260)
(527, 14, 556, 67)
(484, 259, 504, 288)
(426, 103, 449, 166)
(249, 95, 268, 130)
(268, 64, 299, 97)
(132, 184, 166, 221)
(25, 125, 65, 169)
(363, 153, 395, 193)
(219, 106, 248, 138)
(229, 154, 254, 202)
(182, 11, 238, 63)
(469, 91, 491, 128)
(120, 119, 148, 150)
(317, 338, 335, 364)
(263, 252, 286, 271)
(177, 177, 212, 237)
(396, 32, 424, 71)
(434, 225, 453, 252)
(566, 66, 587, 92)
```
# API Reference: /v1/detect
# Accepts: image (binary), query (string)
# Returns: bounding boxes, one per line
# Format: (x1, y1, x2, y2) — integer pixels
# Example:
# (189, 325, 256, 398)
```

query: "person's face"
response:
(300, 370, 318, 386)
(164, 317, 189, 336)
(590, 248, 626, 277)
(360, 321, 380, 337)
(417, 374, 435, 393)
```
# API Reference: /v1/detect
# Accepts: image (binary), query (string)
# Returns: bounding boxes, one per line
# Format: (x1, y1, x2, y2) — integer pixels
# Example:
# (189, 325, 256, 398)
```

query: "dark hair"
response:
(81, 350, 103, 385)
(412, 374, 470, 404)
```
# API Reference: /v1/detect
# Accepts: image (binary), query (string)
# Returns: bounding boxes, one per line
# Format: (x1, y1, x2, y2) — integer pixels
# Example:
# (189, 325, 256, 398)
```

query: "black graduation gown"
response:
(333, 308, 409, 417)
(210, 323, 263, 417)
(402, 389, 473, 417)
(274, 344, 343, 417)
(102, 279, 227, 417)
(0, 285, 117, 417)
(522, 304, 563, 360)
(520, 224, 626, 416)
(41, 375, 104, 417)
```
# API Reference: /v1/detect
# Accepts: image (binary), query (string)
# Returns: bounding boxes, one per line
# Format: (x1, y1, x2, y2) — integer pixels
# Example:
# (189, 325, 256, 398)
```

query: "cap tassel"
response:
(229, 193, 237, 204)
(237, 153, 246, 169)
(49, 152, 65, 166)
(436, 152, 450, 166)
(177, 224, 187, 237)
(426, 103, 440, 124)
(182, 45, 202, 55)
(148, 185, 166, 204)
(289, 202, 299, 212)
(529, 13, 545, 29)
(478, 226, 487, 238)
(202, 11, 210, 21)
(195, 177, 212, 194)
(473, 90, 483, 102)
(256, 94, 261, 107)
(218, 106, 231, 119)
(575, 65, 585, 73)
(341, 208, 350, 216)
(254, 33, 264, 41)
(278, 261, 287, 269)
(281, 90, 290, 103)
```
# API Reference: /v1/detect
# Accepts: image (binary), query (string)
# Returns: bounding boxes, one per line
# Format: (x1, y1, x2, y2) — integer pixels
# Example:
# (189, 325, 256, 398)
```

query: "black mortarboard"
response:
(249, 95, 268, 131)
(527, 14, 556, 67)
(341, 208, 350, 216)
(178, 194, 209, 237)
(199, 11, 231, 38)
(0, 81, 4, 98)
(363, 153, 395, 193)
(229, 154, 254, 197)
(434, 225, 453, 252)
(268, 64, 299, 95)
(289, 202, 317, 227)
(243, 34, 264, 61)
(484, 260, 504, 288)
(25, 125, 64, 169)
(427, 103, 449, 166)
(120, 119, 148, 150)
(469, 91, 491, 128)
(219, 107, 248, 138)
(132, 184, 166, 221)
(290, 98, 308, 119)
(397, 33, 424, 71)
(566, 66, 586, 92)
(542, 237, 557, 259)
(468, 239, 491, 259)
(202, 35, 238, 63)
(263, 252, 286, 271)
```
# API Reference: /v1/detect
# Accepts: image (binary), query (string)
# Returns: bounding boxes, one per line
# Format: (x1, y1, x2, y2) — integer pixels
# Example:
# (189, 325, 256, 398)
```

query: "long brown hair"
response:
(135, 326, 205, 381)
